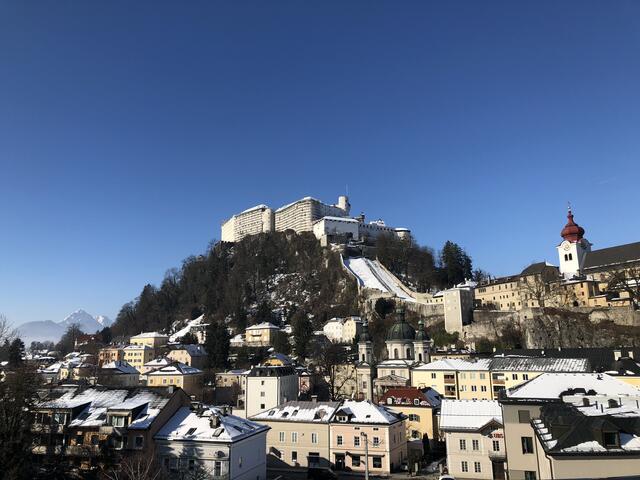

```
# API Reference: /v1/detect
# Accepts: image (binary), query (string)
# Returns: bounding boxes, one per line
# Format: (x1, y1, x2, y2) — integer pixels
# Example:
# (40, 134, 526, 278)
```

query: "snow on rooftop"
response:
(252, 401, 340, 423)
(506, 373, 640, 400)
(239, 204, 269, 215)
(439, 400, 503, 431)
(144, 357, 172, 368)
(101, 361, 139, 374)
(335, 400, 403, 424)
(490, 356, 589, 372)
(246, 322, 279, 330)
(275, 196, 322, 212)
(156, 406, 268, 443)
(131, 331, 168, 339)
(414, 358, 492, 371)
(147, 362, 203, 376)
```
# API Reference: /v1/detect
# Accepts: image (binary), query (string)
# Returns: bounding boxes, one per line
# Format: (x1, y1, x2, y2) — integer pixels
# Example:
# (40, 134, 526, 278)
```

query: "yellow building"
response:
(166, 344, 207, 369)
(129, 331, 169, 349)
(379, 387, 442, 443)
(98, 346, 124, 366)
(146, 362, 204, 397)
(123, 344, 155, 370)
(245, 322, 280, 347)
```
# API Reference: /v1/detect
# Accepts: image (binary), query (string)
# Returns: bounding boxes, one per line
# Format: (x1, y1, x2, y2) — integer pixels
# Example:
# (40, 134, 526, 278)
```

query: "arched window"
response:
(406, 348, 412, 359)
(418, 353, 423, 362)
(362, 354, 365, 362)
(394, 348, 399, 359)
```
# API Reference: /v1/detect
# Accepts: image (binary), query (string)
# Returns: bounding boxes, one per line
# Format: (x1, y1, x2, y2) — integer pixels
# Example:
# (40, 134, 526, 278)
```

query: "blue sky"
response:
(1, 1, 639, 326)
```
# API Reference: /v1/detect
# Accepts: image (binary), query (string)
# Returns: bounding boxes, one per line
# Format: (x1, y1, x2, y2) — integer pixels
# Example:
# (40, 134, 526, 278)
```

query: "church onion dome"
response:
(414, 319, 430, 342)
(561, 208, 585, 242)
(386, 308, 415, 341)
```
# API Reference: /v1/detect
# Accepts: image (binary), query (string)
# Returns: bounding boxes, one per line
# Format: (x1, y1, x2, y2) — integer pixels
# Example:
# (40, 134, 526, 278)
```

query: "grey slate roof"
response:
(520, 262, 559, 276)
(489, 356, 589, 372)
(583, 241, 640, 271)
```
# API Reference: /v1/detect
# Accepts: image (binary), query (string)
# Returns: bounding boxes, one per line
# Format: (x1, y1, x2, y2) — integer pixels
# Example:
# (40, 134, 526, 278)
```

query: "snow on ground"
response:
(343, 257, 415, 302)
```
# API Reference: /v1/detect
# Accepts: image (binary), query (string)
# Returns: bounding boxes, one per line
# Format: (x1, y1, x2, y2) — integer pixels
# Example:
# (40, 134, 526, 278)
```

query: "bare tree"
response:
(312, 342, 357, 400)
(100, 451, 168, 480)
(606, 267, 640, 310)
(0, 313, 16, 344)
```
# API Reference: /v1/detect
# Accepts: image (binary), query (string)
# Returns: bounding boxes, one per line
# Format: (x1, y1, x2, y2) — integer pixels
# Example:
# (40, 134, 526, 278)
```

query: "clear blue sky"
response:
(1, 1, 639, 326)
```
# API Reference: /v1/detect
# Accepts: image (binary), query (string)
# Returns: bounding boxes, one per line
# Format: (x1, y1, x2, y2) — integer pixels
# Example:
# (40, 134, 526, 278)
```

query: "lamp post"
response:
(361, 431, 369, 480)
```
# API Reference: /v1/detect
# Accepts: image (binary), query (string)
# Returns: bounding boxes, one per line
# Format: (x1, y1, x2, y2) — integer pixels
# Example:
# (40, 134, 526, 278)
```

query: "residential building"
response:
(322, 316, 363, 344)
(532, 401, 640, 479)
(379, 386, 442, 444)
(330, 400, 407, 475)
(123, 345, 155, 370)
(251, 400, 340, 471)
(239, 365, 299, 418)
(98, 346, 125, 367)
(245, 322, 280, 347)
(130, 332, 169, 349)
(140, 356, 173, 375)
(439, 400, 505, 480)
(499, 372, 640, 480)
(31, 386, 189, 471)
(155, 404, 269, 480)
(146, 362, 204, 398)
(97, 361, 140, 387)
(166, 344, 207, 369)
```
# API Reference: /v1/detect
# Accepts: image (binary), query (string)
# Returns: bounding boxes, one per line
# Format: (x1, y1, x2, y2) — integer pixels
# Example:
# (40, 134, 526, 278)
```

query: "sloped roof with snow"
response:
(333, 400, 404, 425)
(156, 406, 268, 443)
(101, 360, 139, 374)
(439, 400, 503, 431)
(490, 357, 589, 372)
(170, 344, 207, 357)
(414, 358, 492, 371)
(131, 332, 168, 339)
(246, 322, 279, 331)
(379, 387, 442, 408)
(147, 362, 202, 376)
(505, 373, 640, 401)
(251, 401, 340, 423)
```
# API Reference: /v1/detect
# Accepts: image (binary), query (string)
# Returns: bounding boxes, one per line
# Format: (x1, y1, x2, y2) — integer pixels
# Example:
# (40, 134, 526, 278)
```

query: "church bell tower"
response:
(557, 206, 591, 279)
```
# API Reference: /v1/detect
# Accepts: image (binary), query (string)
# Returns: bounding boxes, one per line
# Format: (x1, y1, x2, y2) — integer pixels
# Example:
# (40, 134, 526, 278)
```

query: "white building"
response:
(155, 405, 269, 480)
(439, 400, 505, 480)
(239, 365, 299, 418)
(313, 216, 360, 244)
(443, 281, 475, 333)
(322, 316, 363, 343)
(275, 196, 351, 234)
(221, 204, 275, 243)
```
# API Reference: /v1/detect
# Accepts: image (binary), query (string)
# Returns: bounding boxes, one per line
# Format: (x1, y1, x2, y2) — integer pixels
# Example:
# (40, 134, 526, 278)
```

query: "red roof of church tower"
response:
(561, 208, 585, 242)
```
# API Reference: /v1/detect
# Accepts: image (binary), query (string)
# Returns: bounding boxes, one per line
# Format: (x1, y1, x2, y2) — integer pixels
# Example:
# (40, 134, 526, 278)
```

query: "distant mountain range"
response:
(16, 309, 113, 346)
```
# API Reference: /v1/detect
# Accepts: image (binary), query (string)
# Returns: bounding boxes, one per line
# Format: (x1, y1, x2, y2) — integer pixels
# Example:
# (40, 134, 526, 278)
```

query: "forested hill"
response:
(110, 232, 359, 338)
(110, 232, 479, 339)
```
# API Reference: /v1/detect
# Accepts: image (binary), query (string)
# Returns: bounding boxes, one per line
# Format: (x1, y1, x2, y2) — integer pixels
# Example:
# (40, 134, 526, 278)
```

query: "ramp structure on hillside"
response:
(342, 257, 416, 303)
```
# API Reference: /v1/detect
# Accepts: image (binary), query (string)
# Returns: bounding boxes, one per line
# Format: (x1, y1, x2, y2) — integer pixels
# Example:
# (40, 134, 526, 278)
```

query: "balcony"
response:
(492, 377, 505, 385)
(443, 376, 456, 385)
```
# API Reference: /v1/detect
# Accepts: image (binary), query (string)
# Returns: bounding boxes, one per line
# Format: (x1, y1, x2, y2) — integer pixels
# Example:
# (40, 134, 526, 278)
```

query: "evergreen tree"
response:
(205, 319, 230, 370)
(56, 323, 82, 354)
(271, 330, 291, 355)
(99, 326, 113, 344)
(8, 338, 25, 366)
(291, 311, 313, 359)
(179, 332, 198, 345)
(439, 240, 473, 287)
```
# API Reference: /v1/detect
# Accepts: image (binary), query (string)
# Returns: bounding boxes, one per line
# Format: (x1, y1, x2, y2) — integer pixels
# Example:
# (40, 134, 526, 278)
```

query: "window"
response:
(431, 373, 436, 379)
(394, 349, 398, 359)
(352, 455, 361, 467)
(311, 433, 318, 444)
(279, 431, 285, 442)
(521, 436, 534, 454)
(518, 410, 531, 423)
(481, 385, 487, 392)
(492, 440, 500, 451)
(214, 461, 222, 476)
(512, 374, 518, 380)
(523, 374, 529, 380)
(291, 432, 298, 443)
(524, 472, 537, 480)
(603, 432, 619, 447)
(135, 436, 144, 448)
(372, 457, 382, 468)
(354, 436, 360, 447)
(472, 439, 479, 451)
(459, 439, 466, 450)
(373, 436, 380, 447)
(408, 414, 420, 421)
(471, 385, 477, 392)
(188, 459, 195, 471)
(480, 373, 486, 379)
(308, 453, 320, 467)
(260, 403, 265, 410)
(461, 461, 468, 473)
(110, 415, 127, 427)
(260, 391, 265, 397)
(337, 435, 343, 446)
(291, 451, 297, 463)
(474, 461, 481, 473)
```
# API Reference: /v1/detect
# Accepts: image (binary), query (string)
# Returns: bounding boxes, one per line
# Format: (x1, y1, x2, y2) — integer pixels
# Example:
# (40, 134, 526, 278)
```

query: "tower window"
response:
(568, 253, 573, 260)
(394, 349, 398, 359)
(564, 254, 568, 261)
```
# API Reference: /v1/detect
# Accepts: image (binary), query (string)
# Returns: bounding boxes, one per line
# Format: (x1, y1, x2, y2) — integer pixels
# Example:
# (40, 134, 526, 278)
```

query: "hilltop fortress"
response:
(221, 195, 410, 245)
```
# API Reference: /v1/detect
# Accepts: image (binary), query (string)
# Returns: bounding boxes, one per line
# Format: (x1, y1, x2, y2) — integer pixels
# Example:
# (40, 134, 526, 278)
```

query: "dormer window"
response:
(414, 399, 420, 406)
(608, 399, 619, 408)
(603, 431, 619, 448)
(386, 398, 393, 405)
(110, 415, 128, 427)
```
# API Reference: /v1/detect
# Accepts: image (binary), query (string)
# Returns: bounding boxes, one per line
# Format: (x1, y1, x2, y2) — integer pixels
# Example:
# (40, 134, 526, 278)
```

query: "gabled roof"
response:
(333, 400, 404, 425)
(439, 400, 503, 431)
(156, 406, 268, 443)
(520, 262, 558, 276)
(379, 387, 442, 408)
(583, 241, 640, 271)
(101, 360, 139, 374)
(130, 332, 168, 339)
(251, 401, 340, 423)
(246, 322, 279, 331)
(169, 344, 207, 357)
(147, 362, 202, 376)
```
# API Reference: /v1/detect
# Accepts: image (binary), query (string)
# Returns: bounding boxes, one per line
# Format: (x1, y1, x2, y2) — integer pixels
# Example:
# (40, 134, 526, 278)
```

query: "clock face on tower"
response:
(562, 241, 571, 251)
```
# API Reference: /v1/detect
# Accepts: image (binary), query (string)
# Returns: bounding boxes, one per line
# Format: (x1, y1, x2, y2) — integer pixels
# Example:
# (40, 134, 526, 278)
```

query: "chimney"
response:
(614, 349, 622, 361)
(311, 395, 318, 403)
(210, 413, 221, 429)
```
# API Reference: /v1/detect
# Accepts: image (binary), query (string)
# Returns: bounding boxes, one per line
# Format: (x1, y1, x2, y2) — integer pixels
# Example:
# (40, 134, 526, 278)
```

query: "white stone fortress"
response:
(221, 195, 410, 244)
